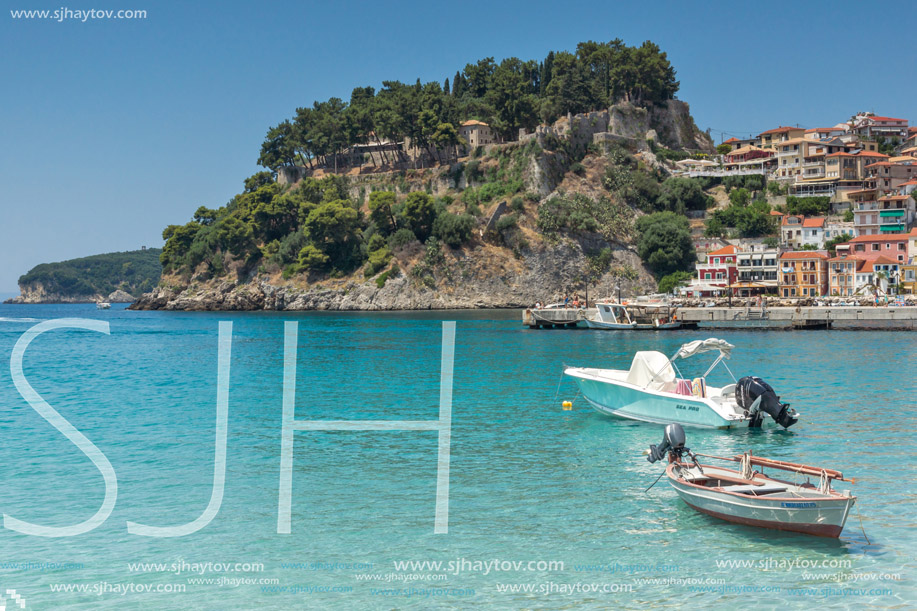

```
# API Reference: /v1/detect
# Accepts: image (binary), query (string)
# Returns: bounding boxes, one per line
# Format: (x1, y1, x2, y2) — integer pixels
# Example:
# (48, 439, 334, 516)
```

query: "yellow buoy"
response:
(562, 401, 573, 410)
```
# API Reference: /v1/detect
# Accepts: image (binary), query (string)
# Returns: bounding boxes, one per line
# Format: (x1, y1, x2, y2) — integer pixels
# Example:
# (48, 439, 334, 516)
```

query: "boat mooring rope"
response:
(644, 469, 667, 493)
(549, 365, 567, 410)
(854, 501, 870, 545)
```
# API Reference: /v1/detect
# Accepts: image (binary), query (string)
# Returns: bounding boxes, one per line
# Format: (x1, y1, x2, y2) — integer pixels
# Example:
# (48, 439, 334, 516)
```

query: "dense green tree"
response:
(635, 211, 695, 276)
(486, 57, 539, 139)
(786, 196, 830, 216)
(244, 171, 275, 193)
(401, 192, 438, 241)
(705, 216, 726, 238)
(540, 51, 596, 122)
(463, 57, 496, 98)
(304, 201, 359, 247)
(257, 121, 297, 170)
(729, 188, 750, 207)
(432, 212, 475, 247)
(826, 233, 852, 255)
(658, 177, 713, 214)
(658, 270, 695, 294)
(368, 191, 398, 235)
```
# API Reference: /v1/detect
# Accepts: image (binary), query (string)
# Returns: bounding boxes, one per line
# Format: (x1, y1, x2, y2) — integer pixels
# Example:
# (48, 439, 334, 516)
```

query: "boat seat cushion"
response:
(725, 483, 787, 495)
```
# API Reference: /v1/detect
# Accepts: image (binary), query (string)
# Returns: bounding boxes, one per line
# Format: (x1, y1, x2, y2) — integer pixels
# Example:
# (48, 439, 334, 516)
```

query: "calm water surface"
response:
(0, 304, 913, 609)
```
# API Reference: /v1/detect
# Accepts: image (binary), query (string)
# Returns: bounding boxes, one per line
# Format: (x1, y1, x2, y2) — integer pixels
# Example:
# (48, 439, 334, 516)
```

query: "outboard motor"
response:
(736, 376, 797, 429)
(647, 424, 687, 463)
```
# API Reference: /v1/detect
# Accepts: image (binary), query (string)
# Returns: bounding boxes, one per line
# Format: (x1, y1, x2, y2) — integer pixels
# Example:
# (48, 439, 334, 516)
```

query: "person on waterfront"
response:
(572, 295, 580, 307)
(564, 294, 570, 307)
(535, 301, 542, 309)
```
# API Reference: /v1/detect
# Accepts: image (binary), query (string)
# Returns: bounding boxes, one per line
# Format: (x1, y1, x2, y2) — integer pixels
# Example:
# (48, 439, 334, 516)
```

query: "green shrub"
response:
(375, 269, 391, 288)
(510, 196, 525, 212)
(495, 213, 518, 232)
(367, 233, 387, 252)
(658, 270, 694, 294)
(389, 228, 418, 249)
(364, 247, 392, 277)
(433, 213, 475, 247)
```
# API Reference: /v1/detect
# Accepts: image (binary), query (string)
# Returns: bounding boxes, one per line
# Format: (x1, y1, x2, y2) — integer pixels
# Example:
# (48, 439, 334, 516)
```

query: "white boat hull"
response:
(566, 368, 766, 429)
(667, 464, 855, 537)
(584, 318, 635, 330)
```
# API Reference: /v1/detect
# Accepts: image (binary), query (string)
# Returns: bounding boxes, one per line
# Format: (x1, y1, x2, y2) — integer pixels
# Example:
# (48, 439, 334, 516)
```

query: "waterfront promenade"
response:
(523, 305, 917, 329)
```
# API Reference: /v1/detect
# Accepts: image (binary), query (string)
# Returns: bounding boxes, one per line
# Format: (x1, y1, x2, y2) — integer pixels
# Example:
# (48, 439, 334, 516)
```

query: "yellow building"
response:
(759, 126, 806, 149)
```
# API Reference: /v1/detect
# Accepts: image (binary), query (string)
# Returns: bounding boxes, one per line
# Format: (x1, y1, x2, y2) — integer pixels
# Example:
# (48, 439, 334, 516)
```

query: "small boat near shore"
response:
(565, 338, 799, 429)
(96, 301, 111, 309)
(585, 302, 684, 330)
(646, 424, 856, 537)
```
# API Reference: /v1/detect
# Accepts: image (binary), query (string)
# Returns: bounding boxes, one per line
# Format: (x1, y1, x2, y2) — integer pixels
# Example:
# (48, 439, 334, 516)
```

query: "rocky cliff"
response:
(132, 240, 654, 311)
(6, 286, 137, 304)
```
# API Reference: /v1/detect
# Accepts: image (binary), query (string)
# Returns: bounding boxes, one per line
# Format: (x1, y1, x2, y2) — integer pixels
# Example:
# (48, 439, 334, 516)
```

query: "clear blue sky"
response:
(2, 0, 914, 293)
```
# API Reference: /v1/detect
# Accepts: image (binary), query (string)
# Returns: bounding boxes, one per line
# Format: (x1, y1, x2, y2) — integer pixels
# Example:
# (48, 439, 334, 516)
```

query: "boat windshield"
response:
(660, 338, 737, 386)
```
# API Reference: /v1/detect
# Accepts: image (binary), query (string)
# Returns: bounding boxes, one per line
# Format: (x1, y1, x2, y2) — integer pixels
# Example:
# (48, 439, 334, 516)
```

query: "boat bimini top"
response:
(628, 338, 736, 391)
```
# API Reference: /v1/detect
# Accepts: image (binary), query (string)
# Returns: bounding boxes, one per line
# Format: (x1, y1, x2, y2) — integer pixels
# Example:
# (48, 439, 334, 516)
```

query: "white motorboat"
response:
(647, 424, 856, 537)
(584, 302, 637, 329)
(565, 338, 799, 429)
(585, 302, 683, 330)
(96, 302, 111, 309)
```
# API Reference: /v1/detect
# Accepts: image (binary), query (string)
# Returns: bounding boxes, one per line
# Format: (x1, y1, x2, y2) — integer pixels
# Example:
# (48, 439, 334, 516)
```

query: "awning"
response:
(673, 338, 734, 361)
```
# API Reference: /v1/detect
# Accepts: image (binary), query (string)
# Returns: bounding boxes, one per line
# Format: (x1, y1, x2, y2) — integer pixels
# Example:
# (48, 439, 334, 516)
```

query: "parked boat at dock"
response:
(646, 424, 856, 537)
(565, 339, 799, 429)
(585, 302, 685, 330)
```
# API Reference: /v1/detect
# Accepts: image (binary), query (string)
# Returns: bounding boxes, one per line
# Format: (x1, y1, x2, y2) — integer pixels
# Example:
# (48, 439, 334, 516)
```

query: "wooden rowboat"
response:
(647, 425, 856, 537)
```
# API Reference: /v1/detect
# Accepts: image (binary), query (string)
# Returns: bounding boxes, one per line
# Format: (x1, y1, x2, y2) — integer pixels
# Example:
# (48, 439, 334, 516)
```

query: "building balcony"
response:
(879, 209, 905, 217)
(856, 203, 879, 211)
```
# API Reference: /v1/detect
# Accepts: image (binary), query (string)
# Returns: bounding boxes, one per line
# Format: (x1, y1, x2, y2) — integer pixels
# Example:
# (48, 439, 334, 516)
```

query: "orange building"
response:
(779, 251, 829, 298)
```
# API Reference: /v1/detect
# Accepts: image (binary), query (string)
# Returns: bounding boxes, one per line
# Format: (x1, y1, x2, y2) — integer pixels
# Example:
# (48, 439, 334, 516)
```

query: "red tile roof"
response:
(780, 251, 828, 260)
(857, 151, 890, 158)
(873, 255, 901, 265)
(868, 116, 906, 123)
(802, 217, 826, 228)
(878, 194, 909, 201)
(759, 126, 801, 136)
(848, 233, 911, 243)
(708, 245, 738, 256)
(723, 137, 740, 144)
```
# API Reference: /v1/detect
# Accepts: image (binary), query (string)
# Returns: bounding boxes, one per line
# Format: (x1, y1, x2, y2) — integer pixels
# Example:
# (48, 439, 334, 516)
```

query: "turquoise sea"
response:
(0, 304, 914, 610)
